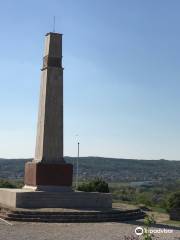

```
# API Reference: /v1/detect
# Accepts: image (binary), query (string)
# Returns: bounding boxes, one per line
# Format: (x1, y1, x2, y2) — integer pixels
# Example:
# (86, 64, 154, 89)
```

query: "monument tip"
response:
(45, 32, 62, 36)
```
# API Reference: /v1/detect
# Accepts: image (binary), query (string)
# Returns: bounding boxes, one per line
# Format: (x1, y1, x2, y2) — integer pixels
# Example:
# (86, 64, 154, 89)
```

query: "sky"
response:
(0, 0, 180, 160)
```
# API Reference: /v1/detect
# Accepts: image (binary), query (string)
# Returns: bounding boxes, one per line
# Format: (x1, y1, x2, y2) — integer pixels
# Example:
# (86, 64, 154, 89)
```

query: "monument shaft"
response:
(24, 33, 73, 190)
(35, 33, 64, 163)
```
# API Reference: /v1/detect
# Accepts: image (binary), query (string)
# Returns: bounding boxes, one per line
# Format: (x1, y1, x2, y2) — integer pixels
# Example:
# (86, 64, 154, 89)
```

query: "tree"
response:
(167, 191, 180, 211)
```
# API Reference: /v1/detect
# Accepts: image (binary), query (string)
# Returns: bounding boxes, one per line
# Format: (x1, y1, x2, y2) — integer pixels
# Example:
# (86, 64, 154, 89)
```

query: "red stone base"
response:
(24, 162, 73, 187)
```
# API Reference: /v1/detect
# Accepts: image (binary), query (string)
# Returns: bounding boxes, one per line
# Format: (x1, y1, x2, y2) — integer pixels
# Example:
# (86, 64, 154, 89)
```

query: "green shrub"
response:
(136, 192, 153, 207)
(0, 179, 16, 188)
(77, 178, 109, 193)
(143, 214, 157, 240)
(167, 191, 180, 211)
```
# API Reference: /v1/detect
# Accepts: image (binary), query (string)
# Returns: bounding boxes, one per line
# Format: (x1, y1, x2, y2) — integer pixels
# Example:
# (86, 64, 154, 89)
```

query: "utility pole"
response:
(76, 141, 80, 189)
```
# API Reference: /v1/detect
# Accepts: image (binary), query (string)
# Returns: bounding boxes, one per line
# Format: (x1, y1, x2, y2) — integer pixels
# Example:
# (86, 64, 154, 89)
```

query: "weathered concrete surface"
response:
(0, 189, 18, 208)
(0, 188, 112, 209)
(34, 33, 64, 164)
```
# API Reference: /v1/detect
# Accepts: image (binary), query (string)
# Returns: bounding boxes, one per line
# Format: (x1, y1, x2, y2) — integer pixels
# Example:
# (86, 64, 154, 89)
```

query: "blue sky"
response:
(0, 0, 180, 160)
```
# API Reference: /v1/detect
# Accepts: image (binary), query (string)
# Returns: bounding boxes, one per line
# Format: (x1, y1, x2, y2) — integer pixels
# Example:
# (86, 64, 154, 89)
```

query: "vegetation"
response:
(0, 179, 17, 188)
(143, 214, 157, 240)
(77, 178, 109, 193)
(167, 191, 180, 211)
(111, 180, 180, 212)
(124, 215, 157, 240)
(0, 179, 23, 188)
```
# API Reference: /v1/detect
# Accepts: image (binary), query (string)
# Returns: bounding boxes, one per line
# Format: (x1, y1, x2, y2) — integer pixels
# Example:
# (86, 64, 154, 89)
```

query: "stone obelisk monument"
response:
(0, 32, 112, 209)
(24, 32, 73, 191)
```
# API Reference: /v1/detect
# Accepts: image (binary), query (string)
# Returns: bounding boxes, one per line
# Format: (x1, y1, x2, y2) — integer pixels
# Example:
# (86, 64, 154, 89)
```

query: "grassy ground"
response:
(113, 202, 138, 210)
(113, 202, 180, 227)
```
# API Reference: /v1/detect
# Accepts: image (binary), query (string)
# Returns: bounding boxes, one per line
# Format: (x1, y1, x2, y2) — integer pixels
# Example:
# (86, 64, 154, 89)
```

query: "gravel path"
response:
(0, 220, 179, 240)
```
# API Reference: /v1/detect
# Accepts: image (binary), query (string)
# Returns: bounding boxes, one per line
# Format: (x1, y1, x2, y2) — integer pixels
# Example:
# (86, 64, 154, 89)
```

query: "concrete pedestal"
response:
(0, 188, 112, 210)
(24, 162, 73, 188)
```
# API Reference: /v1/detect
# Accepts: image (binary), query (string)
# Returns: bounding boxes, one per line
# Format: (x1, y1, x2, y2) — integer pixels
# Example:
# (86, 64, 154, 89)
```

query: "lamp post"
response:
(76, 141, 80, 189)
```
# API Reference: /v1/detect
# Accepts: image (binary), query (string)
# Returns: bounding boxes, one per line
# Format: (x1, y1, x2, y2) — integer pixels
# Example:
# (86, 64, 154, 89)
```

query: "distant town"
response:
(0, 157, 179, 183)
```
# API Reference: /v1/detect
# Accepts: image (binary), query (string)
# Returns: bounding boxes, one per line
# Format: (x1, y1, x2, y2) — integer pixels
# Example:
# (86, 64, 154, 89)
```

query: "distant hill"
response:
(0, 157, 180, 183)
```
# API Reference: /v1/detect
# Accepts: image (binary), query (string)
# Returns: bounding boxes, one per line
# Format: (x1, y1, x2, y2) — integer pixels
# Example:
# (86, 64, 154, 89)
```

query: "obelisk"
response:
(24, 32, 73, 191)
(0, 32, 112, 209)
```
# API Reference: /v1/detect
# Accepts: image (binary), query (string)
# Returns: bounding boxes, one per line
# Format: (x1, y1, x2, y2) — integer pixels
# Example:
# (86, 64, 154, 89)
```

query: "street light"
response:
(76, 141, 80, 189)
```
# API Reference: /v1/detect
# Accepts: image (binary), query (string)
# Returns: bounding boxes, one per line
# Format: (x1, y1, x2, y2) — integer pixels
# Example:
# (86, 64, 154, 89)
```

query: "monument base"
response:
(0, 188, 112, 209)
(24, 162, 73, 187)
(23, 185, 72, 192)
